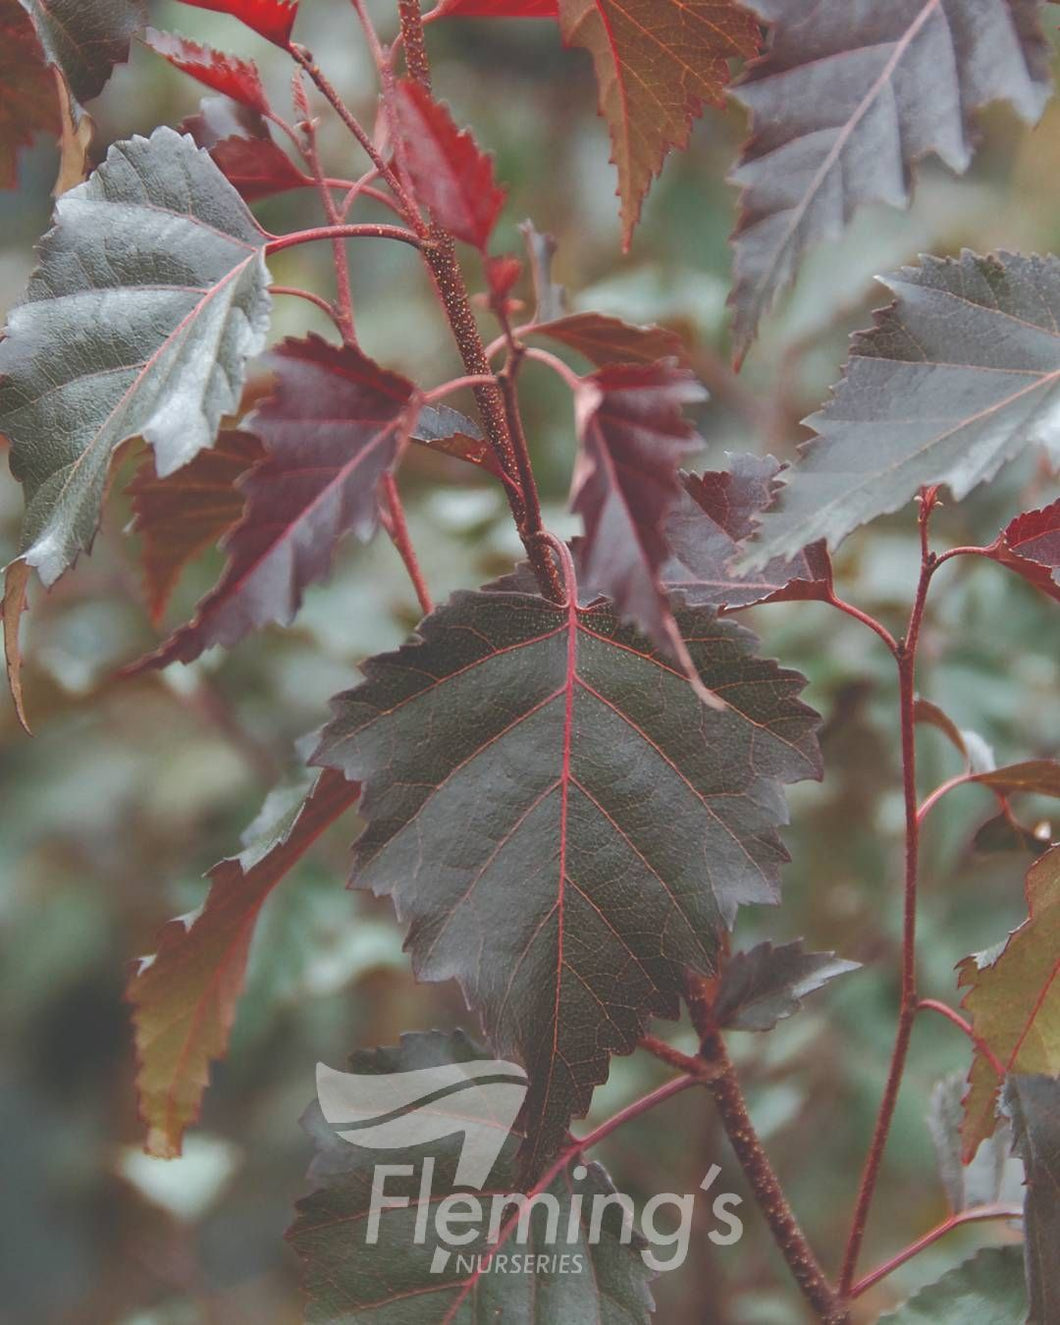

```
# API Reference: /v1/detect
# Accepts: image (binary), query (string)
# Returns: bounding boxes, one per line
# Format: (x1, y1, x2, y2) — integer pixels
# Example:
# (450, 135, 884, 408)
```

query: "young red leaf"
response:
(984, 500, 1060, 604)
(0, 0, 60, 189)
(128, 769, 360, 1158)
(182, 97, 309, 202)
(411, 403, 502, 475)
(315, 587, 820, 1170)
(571, 360, 704, 648)
(959, 845, 1060, 1162)
(432, 0, 557, 16)
(174, 0, 298, 48)
(484, 253, 523, 306)
(663, 455, 833, 610)
(392, 78, 506, 251)
(557, 0, 760, 247)
(19, 0, 146, 105)
(530, 310, 685, 367)
(143, 27, 269, 115)
(129, 430, 264, 624)
(130, 337, 417, 669)
(728, 0, 1052, 359)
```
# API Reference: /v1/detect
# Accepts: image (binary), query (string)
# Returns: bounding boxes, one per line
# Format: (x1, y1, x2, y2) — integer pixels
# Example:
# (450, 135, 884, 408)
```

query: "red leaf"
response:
(130, 337, 416, 670)
(175, 0, 298, 48)
(2, 559, 31, 732)
(143, 27, 269, 114)
(557, 0, 760, 247)
(182, 98, 308, 201)
(531, 310, 685, 367)
(985, 500, 1060, 604)
(485, 253, 523, 305)
(128, 769, 360, 1157)
(0, 0, 60, 190)
(392, 78, 506, 250)
(572, 360, 703, 647)
(129, 430, 264, 624)
(663, 454, 833, 610)
(433, 0, 557, 15)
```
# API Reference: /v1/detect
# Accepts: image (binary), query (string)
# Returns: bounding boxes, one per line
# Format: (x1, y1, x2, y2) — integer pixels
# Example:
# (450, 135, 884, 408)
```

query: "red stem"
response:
(839, 493, 938, 1297)
(917, 771, 977, 824)
(917, 999, 1007, 1079)
(849, 1204, 1023, 1299)
(265, 224, 421, 255)
(268, 284, 340, 326)
(299, 114, 357, 343)
(380, 472, 433, 617)
(825, 590, 899, 656)
(698, 1028, 848, 1324)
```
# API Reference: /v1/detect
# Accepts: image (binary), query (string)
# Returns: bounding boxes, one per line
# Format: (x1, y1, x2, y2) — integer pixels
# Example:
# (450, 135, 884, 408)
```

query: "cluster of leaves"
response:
(1, 0, 1059, 1321)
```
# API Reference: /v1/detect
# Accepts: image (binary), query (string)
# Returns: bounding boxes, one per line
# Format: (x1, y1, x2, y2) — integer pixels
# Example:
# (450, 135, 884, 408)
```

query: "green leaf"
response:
(314, 585, 820, 1170)
(711, 939, 859, 1033)
(742, 252, 1060, 568)
(1004, 1073, 1060, 1322)
(289, 1030, 655, 1323)
(0, 127, 271, 590)
(128, 768, 359, 1157)
(18, 0, 146, 105)
(879, 1246, 1027, 1323)
(959, 846, 1060, 1163)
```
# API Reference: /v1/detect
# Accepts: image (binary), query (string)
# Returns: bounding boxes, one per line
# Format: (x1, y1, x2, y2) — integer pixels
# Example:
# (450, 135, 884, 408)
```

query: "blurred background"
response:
(1, 2, 1059, 1320)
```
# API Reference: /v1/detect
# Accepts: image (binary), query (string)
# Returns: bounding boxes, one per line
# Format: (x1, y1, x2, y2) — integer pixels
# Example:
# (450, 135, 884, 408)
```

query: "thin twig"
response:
(265, 224, 421, 255)
(917, 999, 1006, 1079)
(849, 1204, 1022, 1299)
(380, 472, 433, 617)
(839, 491, 939, 1296)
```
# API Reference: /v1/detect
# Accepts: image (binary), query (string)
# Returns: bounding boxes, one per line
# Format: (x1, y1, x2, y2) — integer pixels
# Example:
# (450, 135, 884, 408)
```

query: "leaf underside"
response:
(744, 252, 1060, 569)
(728, 0, 1052, 357)
(0, 126, 271, 589)
(878, 1246, 1026, 1323)
(315, 586, 820, 1171)
(1004, 1073, 1060, 1321)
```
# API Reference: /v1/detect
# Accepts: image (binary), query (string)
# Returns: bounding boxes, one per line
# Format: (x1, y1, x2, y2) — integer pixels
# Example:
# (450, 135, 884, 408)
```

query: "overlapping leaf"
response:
(143, 28, 269, 114)
(710, 939, 858, 1032)
(0, 0, 59, 189)
(0, 127, 272, 595)
(128, 768, 360, 1157)
(290, 1031, 654, 1322)
(19, 0, 146, 104)
(132, 337, 415, 669)
(129, 430, 263, 624)
(557, 0, 760, 246)
(183, 97, 308, 202)
(314, 586, 820, 1170)
(879, 1246, 1027, 1323)
(392, 79, 505, 251)
(663, 454, 832, 610)
(572, 360, 704, 647)
(743, 253, 1060, 569)
(175, 0, 298, 48)
(728, 0, 1052, 357)
(1004, 1073, 1060, 1321)
(959, 846, 1060, 1162)
(985, 501, 1060, 604)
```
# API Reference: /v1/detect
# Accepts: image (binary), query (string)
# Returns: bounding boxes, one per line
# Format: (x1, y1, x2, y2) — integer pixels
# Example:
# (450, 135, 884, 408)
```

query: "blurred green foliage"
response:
(1, 4, 1058, 1321)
